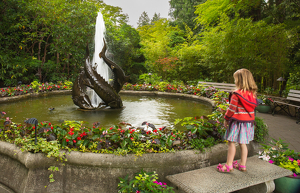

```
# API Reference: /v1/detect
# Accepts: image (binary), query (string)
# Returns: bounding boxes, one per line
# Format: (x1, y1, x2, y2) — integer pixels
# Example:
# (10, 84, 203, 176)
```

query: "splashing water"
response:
(87, 12, 112, 107)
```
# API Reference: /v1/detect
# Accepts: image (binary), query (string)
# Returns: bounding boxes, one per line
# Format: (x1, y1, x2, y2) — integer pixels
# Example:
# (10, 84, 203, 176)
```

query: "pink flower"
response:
(293, 173, 297, 177)
(297, 159, 300, 166)
(269, 160, 274, 164)
(288, 156, 294, 162)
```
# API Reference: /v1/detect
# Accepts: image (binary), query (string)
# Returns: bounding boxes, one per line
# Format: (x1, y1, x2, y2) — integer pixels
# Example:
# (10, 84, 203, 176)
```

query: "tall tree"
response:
(151, 13, 161, 24)
(169, 0, 206, 31)
(137, 11, 150, 27)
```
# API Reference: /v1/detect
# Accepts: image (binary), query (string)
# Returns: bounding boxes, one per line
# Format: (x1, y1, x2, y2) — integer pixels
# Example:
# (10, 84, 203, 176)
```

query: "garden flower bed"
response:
(0, 82, 267, 192)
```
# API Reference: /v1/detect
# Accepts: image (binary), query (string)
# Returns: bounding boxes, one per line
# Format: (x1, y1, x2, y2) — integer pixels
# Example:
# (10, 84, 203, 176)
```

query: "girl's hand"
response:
(224, 120, 229, 128)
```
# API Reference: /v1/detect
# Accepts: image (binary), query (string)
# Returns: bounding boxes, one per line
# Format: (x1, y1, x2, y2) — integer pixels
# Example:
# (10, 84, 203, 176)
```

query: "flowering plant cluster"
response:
(122, 82, 216, 97)
(259, 138, 300, 177)
(257, 95, 274, 105)
(0, 81, 72, 97)
(118, 170, 174, 193)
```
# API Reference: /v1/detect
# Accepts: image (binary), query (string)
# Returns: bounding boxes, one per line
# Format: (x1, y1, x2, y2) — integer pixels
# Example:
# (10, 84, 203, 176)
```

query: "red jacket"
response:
(224, 90, 258, 122)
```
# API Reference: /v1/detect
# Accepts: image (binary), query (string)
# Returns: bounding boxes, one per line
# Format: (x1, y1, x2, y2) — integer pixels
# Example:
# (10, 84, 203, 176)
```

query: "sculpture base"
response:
(76, 106, 125, 112)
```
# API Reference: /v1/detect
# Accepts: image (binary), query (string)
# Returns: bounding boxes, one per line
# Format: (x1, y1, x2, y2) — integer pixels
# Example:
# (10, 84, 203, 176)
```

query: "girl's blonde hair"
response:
(233, 68, 257, 96)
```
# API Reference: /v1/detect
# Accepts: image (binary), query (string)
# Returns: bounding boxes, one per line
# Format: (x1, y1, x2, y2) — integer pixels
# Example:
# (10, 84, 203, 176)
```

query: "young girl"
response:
(217, 68, 258, 173)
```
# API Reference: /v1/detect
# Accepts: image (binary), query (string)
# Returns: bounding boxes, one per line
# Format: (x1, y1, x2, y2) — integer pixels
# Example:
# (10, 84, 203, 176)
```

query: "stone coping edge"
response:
(0, 140, 256, 169)
(0, 90, 72, 104)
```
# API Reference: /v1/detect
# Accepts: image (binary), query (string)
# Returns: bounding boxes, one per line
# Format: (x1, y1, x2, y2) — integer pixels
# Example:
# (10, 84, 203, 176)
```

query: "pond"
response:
(0, 94, 212, 129)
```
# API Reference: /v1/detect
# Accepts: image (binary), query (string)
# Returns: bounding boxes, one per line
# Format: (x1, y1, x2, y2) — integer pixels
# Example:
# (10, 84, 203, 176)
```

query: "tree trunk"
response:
(38, 40, 42, 81)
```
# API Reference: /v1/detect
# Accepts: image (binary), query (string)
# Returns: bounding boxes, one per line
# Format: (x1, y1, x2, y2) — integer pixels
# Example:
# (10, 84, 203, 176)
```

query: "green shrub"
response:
(254, 117, 269, 143)
(118, 170, 175, 193)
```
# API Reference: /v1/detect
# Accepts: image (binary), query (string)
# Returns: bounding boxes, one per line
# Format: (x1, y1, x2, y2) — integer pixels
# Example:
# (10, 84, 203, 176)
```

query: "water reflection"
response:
(0, 95, 212, 129)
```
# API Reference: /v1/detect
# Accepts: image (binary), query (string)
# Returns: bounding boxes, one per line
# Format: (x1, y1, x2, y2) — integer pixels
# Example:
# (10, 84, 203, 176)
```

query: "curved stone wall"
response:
(0, 140, 259, 193)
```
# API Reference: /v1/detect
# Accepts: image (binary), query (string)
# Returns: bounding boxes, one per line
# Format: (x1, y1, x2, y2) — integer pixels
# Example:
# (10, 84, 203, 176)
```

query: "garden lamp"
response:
(277, 77, 286, 97)
(148, 73, 152, 84)
(25, 118, 38, 145)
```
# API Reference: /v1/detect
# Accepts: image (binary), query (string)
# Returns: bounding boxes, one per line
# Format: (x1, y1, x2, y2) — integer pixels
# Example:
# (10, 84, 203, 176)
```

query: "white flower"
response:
(143, 125, 153, 132)
(258, 153, 271, 161)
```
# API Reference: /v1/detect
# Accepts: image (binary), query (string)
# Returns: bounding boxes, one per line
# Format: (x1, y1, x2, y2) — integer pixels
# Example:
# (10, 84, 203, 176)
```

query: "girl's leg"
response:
(239, 143, 248, 166)
(226, 141, 236, 166)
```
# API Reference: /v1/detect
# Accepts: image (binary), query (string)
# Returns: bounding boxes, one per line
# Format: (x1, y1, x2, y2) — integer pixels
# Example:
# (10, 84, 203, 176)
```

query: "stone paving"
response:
(256, 111, 300, 152)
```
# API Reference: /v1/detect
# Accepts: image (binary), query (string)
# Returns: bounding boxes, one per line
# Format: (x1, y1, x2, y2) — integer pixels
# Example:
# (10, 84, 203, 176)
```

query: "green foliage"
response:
(31, 81, 41, 92)
(62, 81, 73, 90)
(48, 166, 59, 183)
(118, 170, 175, 193)
(254, 117, 269, 143)
(157, 82, 170, 92)
(138, 73, 162, 85)
(137, 11, 151, 27)
(15, 137, 65, 161)
(105, 23, 145, 81)
(286, 69, 300, 90)
(0, 0, 132, 86)
(169, 0, 205, 32)
(199, 15, 297, 84)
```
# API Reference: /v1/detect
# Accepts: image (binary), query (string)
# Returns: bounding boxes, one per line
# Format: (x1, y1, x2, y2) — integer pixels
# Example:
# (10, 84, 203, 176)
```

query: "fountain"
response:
(72, 12, 128, 110)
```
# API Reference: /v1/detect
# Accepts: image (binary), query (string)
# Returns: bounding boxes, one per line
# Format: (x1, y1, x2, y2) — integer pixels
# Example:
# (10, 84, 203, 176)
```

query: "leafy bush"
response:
(286, 70, 300, 91)
(254, 117, 269, 143)
(118, 170, 175, 193)
(138, 73, 162, 85)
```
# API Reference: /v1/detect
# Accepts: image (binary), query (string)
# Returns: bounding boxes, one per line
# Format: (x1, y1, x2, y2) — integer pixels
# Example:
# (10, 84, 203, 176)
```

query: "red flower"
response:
(70, 128, 74, 132)
(131, 137, 134, 140)
(153, 129, 157, 133)
(51, 126, 53, 130)
(66, 139, 69, 142)
(48, 122, 51, 126)
(73, 140, 76, 143)
(68, 131, 74, 135)
(32, 126, 35, 129)
(109, 127, 113, 130)
(146, 131, 151, 134)
(130, 129, 135, 134)
(77, 137, 81, 140)
(93, 126, 95, 128)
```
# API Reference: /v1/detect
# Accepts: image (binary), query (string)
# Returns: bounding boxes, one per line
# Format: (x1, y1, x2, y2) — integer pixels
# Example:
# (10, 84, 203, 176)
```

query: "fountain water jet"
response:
(88, 12, 112, 107)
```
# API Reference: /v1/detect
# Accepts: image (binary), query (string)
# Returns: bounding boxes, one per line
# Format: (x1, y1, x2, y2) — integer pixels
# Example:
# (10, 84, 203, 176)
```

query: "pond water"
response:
(0, 94, 212, 129)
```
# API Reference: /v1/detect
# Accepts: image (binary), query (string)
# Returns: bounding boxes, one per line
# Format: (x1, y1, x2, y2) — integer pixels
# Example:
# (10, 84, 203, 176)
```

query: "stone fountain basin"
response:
(0, 140, 259, 193)
(0, 90, 260, 192)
